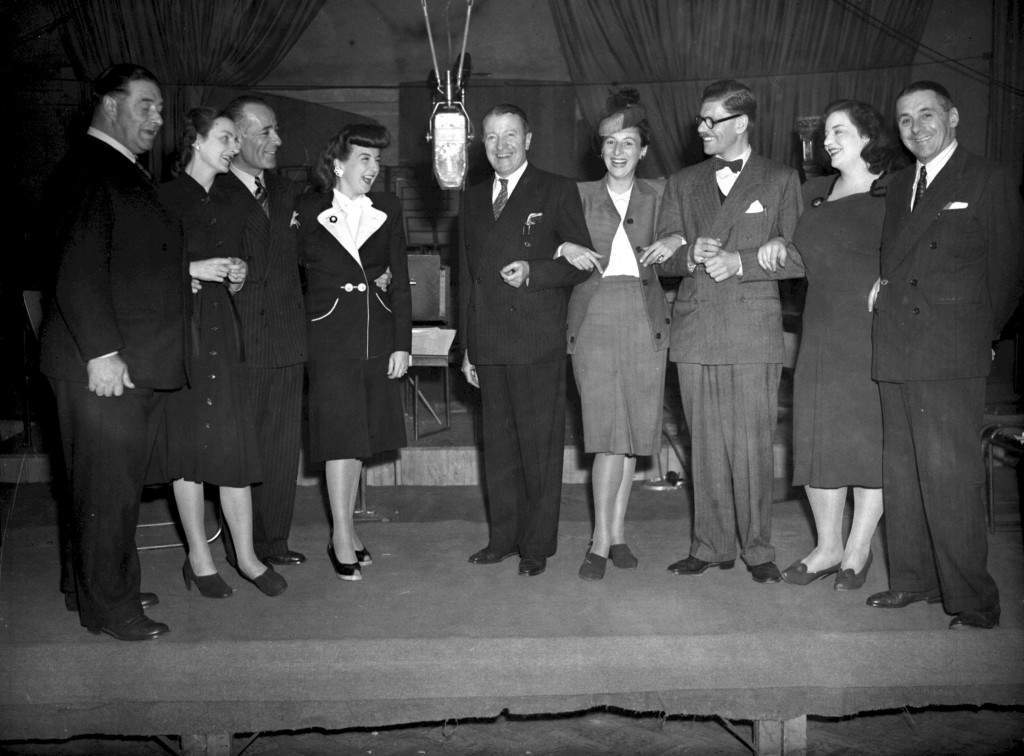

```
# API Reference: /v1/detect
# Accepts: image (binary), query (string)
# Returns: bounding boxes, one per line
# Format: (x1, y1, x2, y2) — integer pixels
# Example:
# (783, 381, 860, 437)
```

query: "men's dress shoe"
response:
(834, 551, 873, 592)
(608, 544, 638, 569)
(866, 589, 941, 608)
(578, 552, 607, 581)
(781, 559, 841, 586)
(89, 614, 169, 642)
(264, 550, 306, 566)
(65, 592, 158, 611)
(518, 556, 547, 576)
(748, 561, 782, 583)
(667, 555, 735, 575)
(468, 547, 517, 564)
(949, 606, 1000, 630)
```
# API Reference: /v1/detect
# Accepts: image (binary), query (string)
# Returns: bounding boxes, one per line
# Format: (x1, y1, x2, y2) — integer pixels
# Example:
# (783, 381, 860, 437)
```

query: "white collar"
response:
(332, 188, 373, 211)
(917, 140, 957, 182)
(231, 164, 263, 197)
(86, 127, 137, 164)
(494, 161, 529, 196)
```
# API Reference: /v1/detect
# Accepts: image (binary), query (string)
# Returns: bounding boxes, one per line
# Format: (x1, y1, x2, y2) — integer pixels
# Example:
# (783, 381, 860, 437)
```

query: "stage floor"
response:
(1, 481, 1022, 749)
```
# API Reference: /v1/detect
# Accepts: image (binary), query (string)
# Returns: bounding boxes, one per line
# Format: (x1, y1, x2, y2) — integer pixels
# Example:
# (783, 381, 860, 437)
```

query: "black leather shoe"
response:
(578, 552, 607, 581)
(355, 546, 373, 566)
(240, 565, 288, 595)
(328, 543, 362, 582)
(748, 561, 782, 583)
(468, 547, 517, 564)
(65, 592, 158, 611)
(264, 550, 306, 566)
(866, 589, 941, 608)
(949, 606, 1000, 630)
(781, 559, 841, 586)
(89, 614, 169, 641)
(518, 556, 547, 576)
(608, 544, 638, 569)
(667, 555, 735, 575)
(834, 551, 873, 592)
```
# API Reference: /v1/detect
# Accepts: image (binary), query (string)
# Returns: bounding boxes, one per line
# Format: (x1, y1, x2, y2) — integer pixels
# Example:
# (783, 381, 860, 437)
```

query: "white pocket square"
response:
(745, 200, 765, 213)
(943, 201, 969, 210)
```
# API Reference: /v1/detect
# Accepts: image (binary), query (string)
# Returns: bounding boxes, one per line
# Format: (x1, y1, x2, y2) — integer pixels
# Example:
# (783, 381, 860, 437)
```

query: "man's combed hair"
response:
(701, 79, 757, 124)
(91, 63, 160, 107)
(897, 80, 955, 111)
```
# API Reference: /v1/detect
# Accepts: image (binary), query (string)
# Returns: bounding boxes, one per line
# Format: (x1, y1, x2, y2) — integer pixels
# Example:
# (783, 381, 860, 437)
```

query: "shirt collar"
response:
(715, 146, 752, 172)
(230, 164, 263, 197)
(86, 127, 137, 164)
(917, 140, 957, 181)
(331, 188, 373, 211)
(494, 161, 529, 195)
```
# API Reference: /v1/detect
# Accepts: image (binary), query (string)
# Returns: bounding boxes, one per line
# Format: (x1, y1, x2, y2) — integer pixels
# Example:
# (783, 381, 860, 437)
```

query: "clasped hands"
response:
(190, 257, 247, 293)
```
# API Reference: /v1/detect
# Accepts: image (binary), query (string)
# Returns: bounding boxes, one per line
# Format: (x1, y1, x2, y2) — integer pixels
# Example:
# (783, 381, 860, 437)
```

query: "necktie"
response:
(715, 157, 744, 174)
(912, 164, 927, 211)
(254, 175, 270, 217)
(133, 160, 152, 183)
(492, 178, 509, 220)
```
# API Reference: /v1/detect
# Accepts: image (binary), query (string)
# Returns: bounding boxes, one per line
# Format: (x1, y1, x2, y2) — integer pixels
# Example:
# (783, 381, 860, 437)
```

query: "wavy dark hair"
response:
(91, 63, 159, 109)
(314, 122, 390, 192)
(823, 99, 905, 175)
(701, 79, 756, 124)
(481, 103, 531, 134)
(172, 106, 221, 176)
(596, 88, 652, 147)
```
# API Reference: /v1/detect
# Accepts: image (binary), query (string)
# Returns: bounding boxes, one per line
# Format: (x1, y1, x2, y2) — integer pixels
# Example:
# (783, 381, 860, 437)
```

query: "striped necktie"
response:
(912, 164, 927, 211)
(254, 175, 270, 217)
(492, 178, 508, 220)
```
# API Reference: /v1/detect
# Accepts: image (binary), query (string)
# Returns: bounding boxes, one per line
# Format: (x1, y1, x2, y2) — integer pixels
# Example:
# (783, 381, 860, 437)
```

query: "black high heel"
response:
(238, 564, 287, 596)
(355, 546, 373, 566)
(183, 559, 233, 598)
(328, 543, 362, 581)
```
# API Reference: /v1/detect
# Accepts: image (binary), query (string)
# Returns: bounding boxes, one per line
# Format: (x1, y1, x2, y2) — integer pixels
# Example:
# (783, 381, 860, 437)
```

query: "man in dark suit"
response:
(40, 64, 186, 640)
(460, 104, 592, 576)
(216, 96, 307, 566)
(651, 80, 804, 584)
(867, 81, 1023, 629)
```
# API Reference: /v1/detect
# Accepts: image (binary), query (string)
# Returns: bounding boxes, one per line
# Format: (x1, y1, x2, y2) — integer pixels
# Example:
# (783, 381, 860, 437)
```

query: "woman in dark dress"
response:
(780, 100, 903, 591)
(161, 108, 286, 598)
(298, 124, 411, 581)
(562, 91, 671, 580)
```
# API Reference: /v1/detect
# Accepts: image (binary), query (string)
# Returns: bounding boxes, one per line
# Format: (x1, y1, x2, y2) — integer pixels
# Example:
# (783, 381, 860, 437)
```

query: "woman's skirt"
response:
(571, 276, 666, 455)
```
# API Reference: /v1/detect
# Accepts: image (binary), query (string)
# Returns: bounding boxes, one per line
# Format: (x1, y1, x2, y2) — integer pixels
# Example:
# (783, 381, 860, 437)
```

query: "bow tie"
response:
(715, 158, 744, 174)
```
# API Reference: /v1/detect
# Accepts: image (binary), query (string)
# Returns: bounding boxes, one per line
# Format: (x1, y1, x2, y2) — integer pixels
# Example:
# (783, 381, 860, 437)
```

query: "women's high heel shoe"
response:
(182, 560, 233, 598)
(328, 543, 363, 581)
(239, 564, 287, 596)
(354, 546, 373, 566)
(780, 559, 841, 586)
(834, 551, 873, 591)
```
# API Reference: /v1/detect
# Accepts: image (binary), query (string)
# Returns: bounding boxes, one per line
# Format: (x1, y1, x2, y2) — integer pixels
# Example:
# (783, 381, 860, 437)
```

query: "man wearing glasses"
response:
(647, 79, 804, 584)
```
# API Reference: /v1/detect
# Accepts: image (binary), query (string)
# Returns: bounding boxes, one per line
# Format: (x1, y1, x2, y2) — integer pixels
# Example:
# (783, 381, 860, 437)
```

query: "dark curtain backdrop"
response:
(49, 0, 326, 178)
(988, 0, 1024, 180)
(549, 0, 932, 177)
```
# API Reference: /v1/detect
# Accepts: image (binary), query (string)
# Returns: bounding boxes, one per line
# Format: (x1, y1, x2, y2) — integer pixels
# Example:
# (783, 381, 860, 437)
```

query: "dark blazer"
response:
(214, 170, 307, 368)
(657, 153, 804, 365)
(297, 190, 412, 358)
(872, 148, 1024, 381)
(460, 163, 592, 365)
(567, 177, 670, 353)
(39, 136, 187, 390)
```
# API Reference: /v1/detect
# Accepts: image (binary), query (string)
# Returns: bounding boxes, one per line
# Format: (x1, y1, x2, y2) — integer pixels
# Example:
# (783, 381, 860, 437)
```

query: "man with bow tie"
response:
(216, 96, 307, 567)
(866, 81, 1023, 629)
(39, 64, 187, 640)
(460, 103, 592, 577)
(647, 79, 804, 584)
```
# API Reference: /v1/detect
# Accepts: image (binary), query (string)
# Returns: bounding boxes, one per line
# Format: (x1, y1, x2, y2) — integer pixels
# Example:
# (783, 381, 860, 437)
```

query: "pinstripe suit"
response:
(215, 170, 307, 559)
(658, 154, 804, 566)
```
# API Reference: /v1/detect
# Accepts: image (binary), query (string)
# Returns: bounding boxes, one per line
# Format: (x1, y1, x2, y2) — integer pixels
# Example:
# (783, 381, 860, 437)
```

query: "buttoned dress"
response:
(159, 175, 262, 486)
(298, 190, 412, 462)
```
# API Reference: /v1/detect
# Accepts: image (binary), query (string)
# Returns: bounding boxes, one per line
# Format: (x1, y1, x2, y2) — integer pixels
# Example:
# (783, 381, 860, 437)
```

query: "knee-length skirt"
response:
(571, 276, 666, 455)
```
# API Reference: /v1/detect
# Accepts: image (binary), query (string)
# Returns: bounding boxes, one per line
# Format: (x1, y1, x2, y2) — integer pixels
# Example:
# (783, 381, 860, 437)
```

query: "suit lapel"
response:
(581, 181, 622, 254)
(710, 156, 766, 240)
(623, 180, 656, 252)
(886, 149, 966, 266)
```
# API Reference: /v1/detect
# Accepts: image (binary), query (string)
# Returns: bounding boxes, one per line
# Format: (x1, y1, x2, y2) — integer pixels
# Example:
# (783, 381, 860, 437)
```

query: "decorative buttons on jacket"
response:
(340, 283, 368, 293)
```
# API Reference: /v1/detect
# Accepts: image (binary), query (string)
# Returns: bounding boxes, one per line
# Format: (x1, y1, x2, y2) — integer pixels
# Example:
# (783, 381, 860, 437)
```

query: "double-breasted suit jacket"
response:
(460, 163, 592, 365)
(459, 163, 591, 560)
(655, 153, 803, 566)
(657, 154, 805, 364)
(873, 147, 1023, 382)
(212, 168, 306, 559)
(568, 177, 670, 353)
(39, 134, 187, 629)
(871, 147, 1023, 614)
(298, 191, 412, 359)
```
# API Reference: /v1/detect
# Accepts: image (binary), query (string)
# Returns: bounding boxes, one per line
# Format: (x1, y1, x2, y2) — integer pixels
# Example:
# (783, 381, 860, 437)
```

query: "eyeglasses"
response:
(694, 113, 744, 130)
